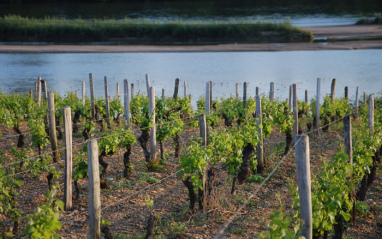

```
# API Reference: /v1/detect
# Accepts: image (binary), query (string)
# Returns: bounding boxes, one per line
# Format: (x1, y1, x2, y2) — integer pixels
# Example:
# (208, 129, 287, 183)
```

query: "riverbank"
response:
(0, 25, 381, 53)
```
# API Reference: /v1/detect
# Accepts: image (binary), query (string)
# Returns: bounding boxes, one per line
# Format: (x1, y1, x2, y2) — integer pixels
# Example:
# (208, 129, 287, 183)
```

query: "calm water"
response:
(0, 50, 381, 104)
(1, 0, 382, 27)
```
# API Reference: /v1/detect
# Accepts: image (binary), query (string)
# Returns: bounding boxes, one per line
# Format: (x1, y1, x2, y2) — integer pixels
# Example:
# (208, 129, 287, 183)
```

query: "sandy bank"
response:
(0, 25, 381, 53)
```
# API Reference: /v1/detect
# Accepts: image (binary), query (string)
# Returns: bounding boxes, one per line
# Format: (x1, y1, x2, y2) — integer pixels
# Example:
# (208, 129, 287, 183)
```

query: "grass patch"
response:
(356, 14, 382, 25)
(0, 15, 312, 43)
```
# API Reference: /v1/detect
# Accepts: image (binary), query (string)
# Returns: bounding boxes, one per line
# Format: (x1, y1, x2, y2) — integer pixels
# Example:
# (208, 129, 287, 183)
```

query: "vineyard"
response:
(0, 76, 381, 239)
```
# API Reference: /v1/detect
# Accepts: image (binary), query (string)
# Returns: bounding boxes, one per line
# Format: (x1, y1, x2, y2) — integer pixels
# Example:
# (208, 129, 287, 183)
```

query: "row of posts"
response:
(35, 75, 371, 238)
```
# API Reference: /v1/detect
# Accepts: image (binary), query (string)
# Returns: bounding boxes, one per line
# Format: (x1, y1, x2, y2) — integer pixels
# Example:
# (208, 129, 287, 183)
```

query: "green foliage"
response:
(355, 201, 369, 217)
(99, 129, 120, 154)
(73, 152, 88, 181)
(290, 151, 353, 237)
(28, 116, 50, 150)
(118, 127, 137, 148)
(23, 186, 63, 239)
(179, 142, 212, 190)
(0, 15, 312, 43)
(259, 195, 304, 239)
(110, 96, 124, 119)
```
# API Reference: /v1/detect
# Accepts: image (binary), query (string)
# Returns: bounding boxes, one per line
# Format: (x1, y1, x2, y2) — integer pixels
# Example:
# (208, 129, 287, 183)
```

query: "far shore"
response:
(0, 25, 381, 53)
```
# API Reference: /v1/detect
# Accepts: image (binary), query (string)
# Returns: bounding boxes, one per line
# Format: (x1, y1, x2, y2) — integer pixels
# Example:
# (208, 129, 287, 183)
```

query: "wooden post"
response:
(29, 89, 33, 99)
(48, 92, 60, 163)
(162, 88, 165, 99)
(145, 74, 151, 97)
(173, 78, 180, 100)
(149, 87, 156, 161)
(104, 76, 111, 129)
(199, 113, 207, 211)
(292, 84, 298, 144)
(184, 80, 187, 98)
(305, 90, 309, 115)
(75, 90, 78, 98)
(131, 83, 135, 100)
(289, 85, 292, 109)
(355, 87, 359, 119)
(269, 82, 274, 102)
(369, 94, 374, 133)
(243, 82, 247, 108)
(295, 135, 312, 239)
(37, 77, 42, 107)
(345, 86, 348, 100)
(209, 81, 212, 109)
(236, 83, 239, 99)
(87, 139, 101, 239)
(199, 114, 207, 146)
(124, 79, 130, 127)
(331, 78, 336, 103)
(315, 78, 321, 129)
(89, 73, 96, 120)
(256, 87, 259, 96)
(256, 96, 264, 174)
(344, 115, 355, 225)
(42, 80, 48, 104)
(63, 106, 72, 211)
(205, 82, 210, 115)
(82, 81, 86, 107)
(35, 81, 38, 101)
(116, 82, 120, 99)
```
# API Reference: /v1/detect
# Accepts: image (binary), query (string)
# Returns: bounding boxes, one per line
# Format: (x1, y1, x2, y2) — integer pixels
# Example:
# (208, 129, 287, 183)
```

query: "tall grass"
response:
(0, 15, 312, 43)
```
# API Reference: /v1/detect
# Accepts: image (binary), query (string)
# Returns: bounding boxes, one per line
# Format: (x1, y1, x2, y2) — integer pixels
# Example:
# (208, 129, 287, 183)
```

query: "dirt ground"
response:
(0, 25, 381, 53)
(0, 117, 381, 238)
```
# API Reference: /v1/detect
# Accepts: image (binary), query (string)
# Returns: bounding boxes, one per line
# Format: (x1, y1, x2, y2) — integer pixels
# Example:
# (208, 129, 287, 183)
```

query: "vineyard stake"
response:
(289, 85, 292, 109)
(256, 86, 259, 96)
(124, 79, 130, 127)
(116, 82, 120, 99)
(37, 77, 42, 107)
(295, 134, 312, 239)
(131, 83, 135, 100)
(344, 115, 355, 225)
(243, 82, 247, 108)
(63, 106, 72, 211)
(89, 73, 96, 120)
(256, 96, 264, 173)
(315, 78, 321, 130)
(199, 114, 207, 211)
(145, 74, 151, 97)
(35, 81, 38, 102)
(205, 82, 210, 115)
(82, 81, 86, 107)
(88, 139, 101, 239)
(41, 80, 48, 104)
(173, 78, 180, 100)
(236, 83, 239, 99)
(369, 94, 374, 133)
(345, 86, 348, 100)
(104, 76, 111, 129)
(149, 86, 156, 161)
(305, 90, 309, 115)
(331, 78, 336, 103)
(75, 90, 78, 98)
(209, 81, 212, 109)
(162, 88, 165, 99)
(292, 84, 298, 144)
(29, 89, 33, 99)
(199, 114, 207, 146)
(184, 80, 187, 98)
(269, 82, 274, 102)
(355, 87, 359, 119)
(48, 91, 60, 163)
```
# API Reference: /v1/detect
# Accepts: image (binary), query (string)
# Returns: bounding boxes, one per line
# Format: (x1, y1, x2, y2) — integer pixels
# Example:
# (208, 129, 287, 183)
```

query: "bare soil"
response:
(0, 118, 381, 238)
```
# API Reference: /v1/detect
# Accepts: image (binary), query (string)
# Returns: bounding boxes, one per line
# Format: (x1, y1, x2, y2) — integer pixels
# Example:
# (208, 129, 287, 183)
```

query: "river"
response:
(0, 50, 381, 104)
